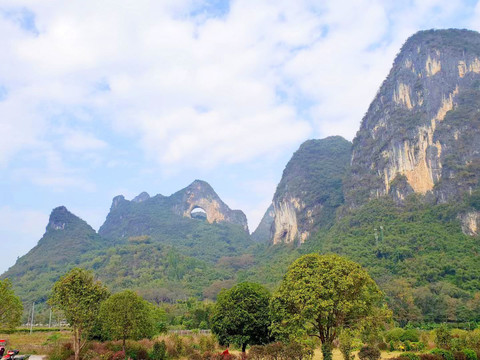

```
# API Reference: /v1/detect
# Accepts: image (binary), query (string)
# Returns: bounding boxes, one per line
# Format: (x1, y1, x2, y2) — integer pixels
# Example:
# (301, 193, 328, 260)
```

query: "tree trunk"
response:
(322, 341, 333, 360)
(73, 328, 80, 360)
(242, 343, 247, 353)
(122, 337, 126, 353)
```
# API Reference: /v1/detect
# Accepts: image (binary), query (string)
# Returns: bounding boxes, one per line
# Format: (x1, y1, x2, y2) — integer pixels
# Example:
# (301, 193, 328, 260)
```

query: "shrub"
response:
(165, 334, 184, 358)
(339, 330, 355, 360)
(420, 355, 443, 360)
(358, 346, 381, 360)
(386, 329, 406, 343)
(378, 342, 388, 351)
(431, 348, 455, 360)
(150, 340, 167, 360)
(399, 353, 420, 360)
(390, 341, 395, 351)
(467, 329, 480, 351)
(247, 342, 313, 360)
(402, 330, 420, 343)
(198, 335, 217, 353)
(49, 343, 74, 360)
(125, 341, 149, 360)
(111, 350, 126, 360)
(436, 326, 452, 350)
(463, 349, 478, 360)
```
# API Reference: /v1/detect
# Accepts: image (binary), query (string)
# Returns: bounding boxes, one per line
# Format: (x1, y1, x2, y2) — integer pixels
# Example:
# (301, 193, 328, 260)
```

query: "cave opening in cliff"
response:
(191, 206, 207, 221)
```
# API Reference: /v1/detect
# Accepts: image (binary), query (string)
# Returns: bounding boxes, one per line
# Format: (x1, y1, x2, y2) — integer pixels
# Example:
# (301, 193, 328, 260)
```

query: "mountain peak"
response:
(346, 28, 480, 216)
(47, 206, 77, 231)
(253, 136, 352, 244)
(132, 192, 150, 203)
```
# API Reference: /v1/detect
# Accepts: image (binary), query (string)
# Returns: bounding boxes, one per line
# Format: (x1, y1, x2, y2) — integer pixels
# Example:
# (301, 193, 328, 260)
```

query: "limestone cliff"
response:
(253, 137, 352, 244)
(346, 29, 480, 210)
(169, 180, 249, 232)
(99, 179, 249, 241)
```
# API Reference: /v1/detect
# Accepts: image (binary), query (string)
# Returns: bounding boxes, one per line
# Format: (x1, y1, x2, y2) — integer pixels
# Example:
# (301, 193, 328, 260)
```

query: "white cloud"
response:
(61, 131, 107, 152)
(0, 0, 477, 234)
(0, 0, 475, 171)
(12, 149, 97, 192)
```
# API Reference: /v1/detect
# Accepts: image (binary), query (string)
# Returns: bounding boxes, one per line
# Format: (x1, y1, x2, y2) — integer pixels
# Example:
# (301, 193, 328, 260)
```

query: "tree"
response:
(270, 254, 383, 360)
(211, 282, 272, 353)
(100, 290, 155, 352)
(0, 279, 23, 329)
(49, 268, 109, 360)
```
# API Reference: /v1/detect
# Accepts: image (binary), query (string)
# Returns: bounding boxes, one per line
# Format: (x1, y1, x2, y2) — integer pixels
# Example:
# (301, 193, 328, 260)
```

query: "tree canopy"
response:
(270, 254, 383, 360)
(211, 282, 272, 353)
(100, 290, 155, 351)
(49, 268, 109, 360)
(0, 279, 23, 329)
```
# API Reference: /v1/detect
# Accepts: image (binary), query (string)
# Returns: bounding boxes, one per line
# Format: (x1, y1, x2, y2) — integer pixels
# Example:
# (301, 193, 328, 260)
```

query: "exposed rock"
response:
(111, 195, 126, 210)
(255, 137, 352, 245)
(170, 180, 249, 232)
(132, 192, 150, 203)
(251, 204, 274, 242)
(346, 29, 480, 208)
(459, 211, 480, 236)
(99, 179, 249, 239)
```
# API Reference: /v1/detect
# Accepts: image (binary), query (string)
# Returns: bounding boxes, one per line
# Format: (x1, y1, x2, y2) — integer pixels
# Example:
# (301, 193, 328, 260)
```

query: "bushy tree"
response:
(435, 324, 452, 350)
(0, 279, 23, 329)
(100, 290, 155, 352)
(271, 254, 383, 360)
(49, 268, 109, 360)
(211, 282, 272, 353)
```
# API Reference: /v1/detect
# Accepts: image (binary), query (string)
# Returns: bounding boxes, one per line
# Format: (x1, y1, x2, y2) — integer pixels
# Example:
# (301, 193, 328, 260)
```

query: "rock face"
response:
(346, 29, 480, 208)
(99, 179, 249, 240)
(253, 137, 352, 244)
(170, 180, 249, 232)
(459, 211, 480, 236)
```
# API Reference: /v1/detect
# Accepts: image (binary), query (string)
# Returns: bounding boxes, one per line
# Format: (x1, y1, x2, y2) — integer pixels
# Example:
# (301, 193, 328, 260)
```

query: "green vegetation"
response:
(49, 268, 109, 360)
(303, 196, 480, 325)
(270, 254, 383, 360)
(100, 290, 155, 352)
(0, 279, 23, 329)
(211, 282, 272, 353)
(274, 136, 352, 230)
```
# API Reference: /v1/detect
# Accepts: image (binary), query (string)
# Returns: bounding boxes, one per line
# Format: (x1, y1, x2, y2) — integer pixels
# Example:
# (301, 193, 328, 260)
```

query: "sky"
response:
(1, 0, 480, 274)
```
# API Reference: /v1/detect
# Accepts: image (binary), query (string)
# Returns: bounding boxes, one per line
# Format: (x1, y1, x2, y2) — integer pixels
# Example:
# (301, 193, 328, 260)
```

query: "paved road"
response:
(28, 356, 47, 360)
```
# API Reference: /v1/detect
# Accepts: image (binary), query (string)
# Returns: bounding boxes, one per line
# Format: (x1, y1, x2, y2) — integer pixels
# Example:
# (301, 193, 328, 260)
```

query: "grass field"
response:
(0, 331, 405, 359)
(312, 349, 403, 360)
(0, 330, 71, 355)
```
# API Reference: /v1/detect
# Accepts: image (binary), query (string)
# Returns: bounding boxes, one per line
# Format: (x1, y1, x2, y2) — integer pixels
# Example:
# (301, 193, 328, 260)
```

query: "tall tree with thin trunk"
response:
(49, 268, 109, 360)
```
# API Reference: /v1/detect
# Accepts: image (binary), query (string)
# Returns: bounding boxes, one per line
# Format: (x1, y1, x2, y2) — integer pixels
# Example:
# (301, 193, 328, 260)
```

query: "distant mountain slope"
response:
(1, 206, 109, 303)
(1, 180, 253, 309)
(98, 180, 252, 262)
(3, 29, 480, 327)
(252, 136, 352, 244)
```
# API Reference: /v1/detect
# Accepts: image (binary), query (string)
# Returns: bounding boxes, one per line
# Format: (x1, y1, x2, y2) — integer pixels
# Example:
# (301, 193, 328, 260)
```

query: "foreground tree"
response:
(49, 268, 109, 360)
(271, 254, 383, 360)
(0, 279, 23, 329)
(211, 282, 272, 354)
(100, 290, 155, 352)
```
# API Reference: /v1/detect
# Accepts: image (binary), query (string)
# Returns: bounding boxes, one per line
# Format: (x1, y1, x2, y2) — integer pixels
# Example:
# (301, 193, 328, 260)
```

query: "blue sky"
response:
(1, 0, 479, 274)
